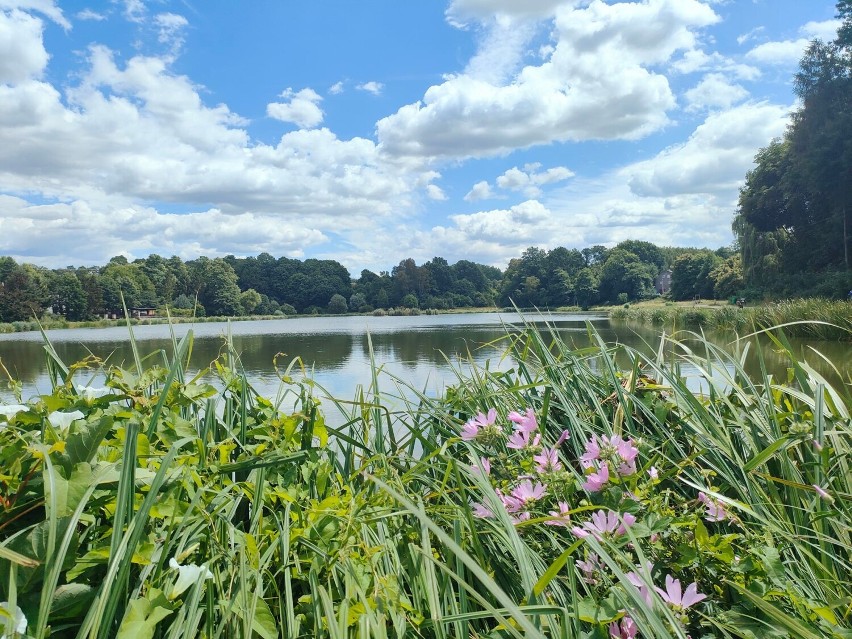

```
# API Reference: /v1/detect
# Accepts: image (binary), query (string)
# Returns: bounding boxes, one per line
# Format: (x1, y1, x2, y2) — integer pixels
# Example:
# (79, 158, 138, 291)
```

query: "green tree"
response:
(598, 249, 655, 303)
(189, 257, 243, 316)
(328, 293, 348, 314)
(670, 252, 722, 300)
(49, 271, 88, 320)
(239, 288, 262, 315)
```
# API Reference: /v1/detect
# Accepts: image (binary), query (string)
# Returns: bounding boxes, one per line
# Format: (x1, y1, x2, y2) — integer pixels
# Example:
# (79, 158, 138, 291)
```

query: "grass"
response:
(0, 317, 849, 638)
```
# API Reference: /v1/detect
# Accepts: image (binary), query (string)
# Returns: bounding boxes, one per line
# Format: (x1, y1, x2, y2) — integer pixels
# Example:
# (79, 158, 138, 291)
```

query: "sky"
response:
(0, 0, 843, 275)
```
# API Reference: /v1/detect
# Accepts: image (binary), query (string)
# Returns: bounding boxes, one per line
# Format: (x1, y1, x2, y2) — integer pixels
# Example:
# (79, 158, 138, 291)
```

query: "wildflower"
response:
(0, 405, 29, 421)
(581, 463, 610, 492)
(470, 456, 491, 475)
(625, 561, 655, 606)
(571, 510, 636, 541)
(508, 408, 538, 434)
(510, 511, 531, 525)
(168, 557, 214, 599)
(655, 575, 707, 611)
(812, 484, 834, 503)
(546, 501, 571, 526)
(533, 447, 562, 473)
(0, 602, 27, 639)
(580, 435, 639, 476)
(47, 410, 85, 432)
(471, 502, 494, 518)
(609, 616, 638, 639)
(811, 439, 823, 452)
(496, 489, 523, 513)
(575, 553, 602, 584)
(461, 408, 498, 441)
(648, 466, 659, 481)
(697, 492, 727, 522)
(555, 429, 570, 447)
(506, 429, 541, 450)
(511, 479, 546, 505)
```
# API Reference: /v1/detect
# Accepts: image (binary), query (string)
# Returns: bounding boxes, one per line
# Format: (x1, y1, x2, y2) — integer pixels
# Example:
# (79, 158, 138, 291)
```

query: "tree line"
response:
(0, 241, 745, 323)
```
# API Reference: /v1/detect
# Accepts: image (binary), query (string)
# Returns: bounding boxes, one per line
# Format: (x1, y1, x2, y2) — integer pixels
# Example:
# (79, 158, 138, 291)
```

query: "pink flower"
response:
(555, 429, 571, 447)
(507, 429, 541, 450)
(812, 439, 823, 452)
(508, 408, 538, 434)
(546, 501, 571, 526)
(697, 492, 727, 522)
(461, 408, 498, 441)
(511, 479, 547, 505)
(471, 502, 494, 518)
(582, 463, 610, 492)
(576, 553, 602, 584)
(534, 447, 563, 473)
(497, 489, 523, 513)
(581, 435, 638, 475)
(609, 616, 638, 639)
(580, 436, 602, 464)
(655, 575, 707, 610)
(571, 510, 636, 541)
(648, 466, 659, 480)
(626, 562, 655, 606)
(471, 456, 491, 475)
(511, 511, 531, 525)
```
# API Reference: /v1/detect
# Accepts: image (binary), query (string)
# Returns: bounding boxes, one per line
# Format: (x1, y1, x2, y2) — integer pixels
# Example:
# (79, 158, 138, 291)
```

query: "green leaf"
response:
(50, 583, 96, 620)
(61, 416, 115, 468)
(229, 596, 278, 639)
(116, 590, 174, 639)
(744, 436, 791, 472)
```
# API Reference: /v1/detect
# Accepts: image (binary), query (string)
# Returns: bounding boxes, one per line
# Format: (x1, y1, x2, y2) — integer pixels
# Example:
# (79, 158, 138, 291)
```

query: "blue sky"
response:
(0, 0, 842, 275)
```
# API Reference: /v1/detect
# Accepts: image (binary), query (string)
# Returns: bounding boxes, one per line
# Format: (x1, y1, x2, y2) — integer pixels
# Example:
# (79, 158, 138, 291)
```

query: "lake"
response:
(0, 312, 849, 409)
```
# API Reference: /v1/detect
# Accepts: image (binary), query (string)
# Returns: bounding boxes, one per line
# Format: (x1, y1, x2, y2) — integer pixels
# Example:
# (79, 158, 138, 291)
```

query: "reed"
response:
(0, 318, 848, 638)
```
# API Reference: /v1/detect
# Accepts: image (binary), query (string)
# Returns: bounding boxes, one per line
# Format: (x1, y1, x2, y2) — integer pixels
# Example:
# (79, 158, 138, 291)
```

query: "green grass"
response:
(0, 318, 849, 638)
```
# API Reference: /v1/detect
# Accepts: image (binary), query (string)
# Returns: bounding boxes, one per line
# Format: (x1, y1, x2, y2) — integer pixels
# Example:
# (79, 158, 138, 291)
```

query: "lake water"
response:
(0, 312, 849, 408)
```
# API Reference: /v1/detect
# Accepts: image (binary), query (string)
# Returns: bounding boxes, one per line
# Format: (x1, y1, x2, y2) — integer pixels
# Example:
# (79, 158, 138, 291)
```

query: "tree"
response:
(574, 268, 599, 309)
(189, 257, 243, 316)
(49, 271, 88, 320)
(0, 266, 47, 321)
(670, 252, 721, 300)
(240, 288, 262, 314)
(328, 293, 348, 314)
(598, 249, 655, 303)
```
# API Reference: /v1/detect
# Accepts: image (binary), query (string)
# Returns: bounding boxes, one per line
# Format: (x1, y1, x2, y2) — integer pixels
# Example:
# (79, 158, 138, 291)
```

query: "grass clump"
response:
(0, 319, 849, 638)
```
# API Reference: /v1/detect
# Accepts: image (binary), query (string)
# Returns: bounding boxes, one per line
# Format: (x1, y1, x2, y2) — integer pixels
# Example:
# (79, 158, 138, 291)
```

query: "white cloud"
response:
(76, 8, 105, 21)
(671, 49, 761, 80)
(0, 9, 50, 83)
(356, 81, 383, 95)
(122, 0, 145, 23)
(626, 101, 790, 197)
(746, 19, 841, 66)
(0, 0, 69, 28)
(154, 12, 188, 51)
(464, 180, 495, 201)
(267, 87, 324, 128)
(737, 26, 765, 46)
(378, 0, 719, 160)
(494, 164, 574, 197)
(446, 0, 568, 26)
(447, 199, 554, 243)
(683, 73, 749, 111)
(426, 184, 447, 200)
(329, 81, 344, 95)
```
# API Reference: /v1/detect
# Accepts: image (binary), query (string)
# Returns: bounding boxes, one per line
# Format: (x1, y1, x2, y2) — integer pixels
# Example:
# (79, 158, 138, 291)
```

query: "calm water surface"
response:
(0, 312, 849, 405)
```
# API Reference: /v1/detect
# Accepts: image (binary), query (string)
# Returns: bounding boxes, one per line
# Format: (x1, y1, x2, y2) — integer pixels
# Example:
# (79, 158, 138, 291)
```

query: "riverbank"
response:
(609, 298, 852, 341)
(0, 322, 848, 638)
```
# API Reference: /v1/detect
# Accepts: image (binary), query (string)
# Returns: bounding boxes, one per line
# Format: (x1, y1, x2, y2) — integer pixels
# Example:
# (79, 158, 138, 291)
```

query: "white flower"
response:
(168, 557, 214, 599)
(0, 405, 29, 422)
(0, 601, 27, 639)
(78, 386, 108, 402)
(47, 410, 85, 432)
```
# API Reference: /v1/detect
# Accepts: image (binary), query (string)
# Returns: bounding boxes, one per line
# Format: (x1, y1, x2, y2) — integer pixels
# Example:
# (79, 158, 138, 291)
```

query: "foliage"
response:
(0, 316, 849, 638)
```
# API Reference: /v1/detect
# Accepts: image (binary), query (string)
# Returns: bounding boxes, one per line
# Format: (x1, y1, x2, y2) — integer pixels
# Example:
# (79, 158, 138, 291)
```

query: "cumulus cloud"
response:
(464, 180, 495, 202)
(495, 163, 574, 197)
(746, 19, 841, 67)
(426, 184, 447, 200)
(683, 73, 749, 111)
(447, 200, 554, 244)
(356, 81, 383, 95)
(671, 48, 761, 80)
(122, 0, 145, 23)
(446, 0, 568, 26)
(329, 81, 344, 95)
(378, 0, 719, 160)
(267, 87, 324, 128)
(626, 101, 790, 198)
(0, 9, 50, 83)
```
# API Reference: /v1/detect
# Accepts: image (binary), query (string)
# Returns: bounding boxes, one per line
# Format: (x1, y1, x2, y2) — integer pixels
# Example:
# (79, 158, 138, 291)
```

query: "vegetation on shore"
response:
(0, 319, 849, 638)
(610, 298, 852, 341)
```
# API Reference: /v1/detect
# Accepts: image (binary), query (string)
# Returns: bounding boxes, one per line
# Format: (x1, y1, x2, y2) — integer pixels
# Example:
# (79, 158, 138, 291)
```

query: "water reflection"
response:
(0, 313, 848, 404)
